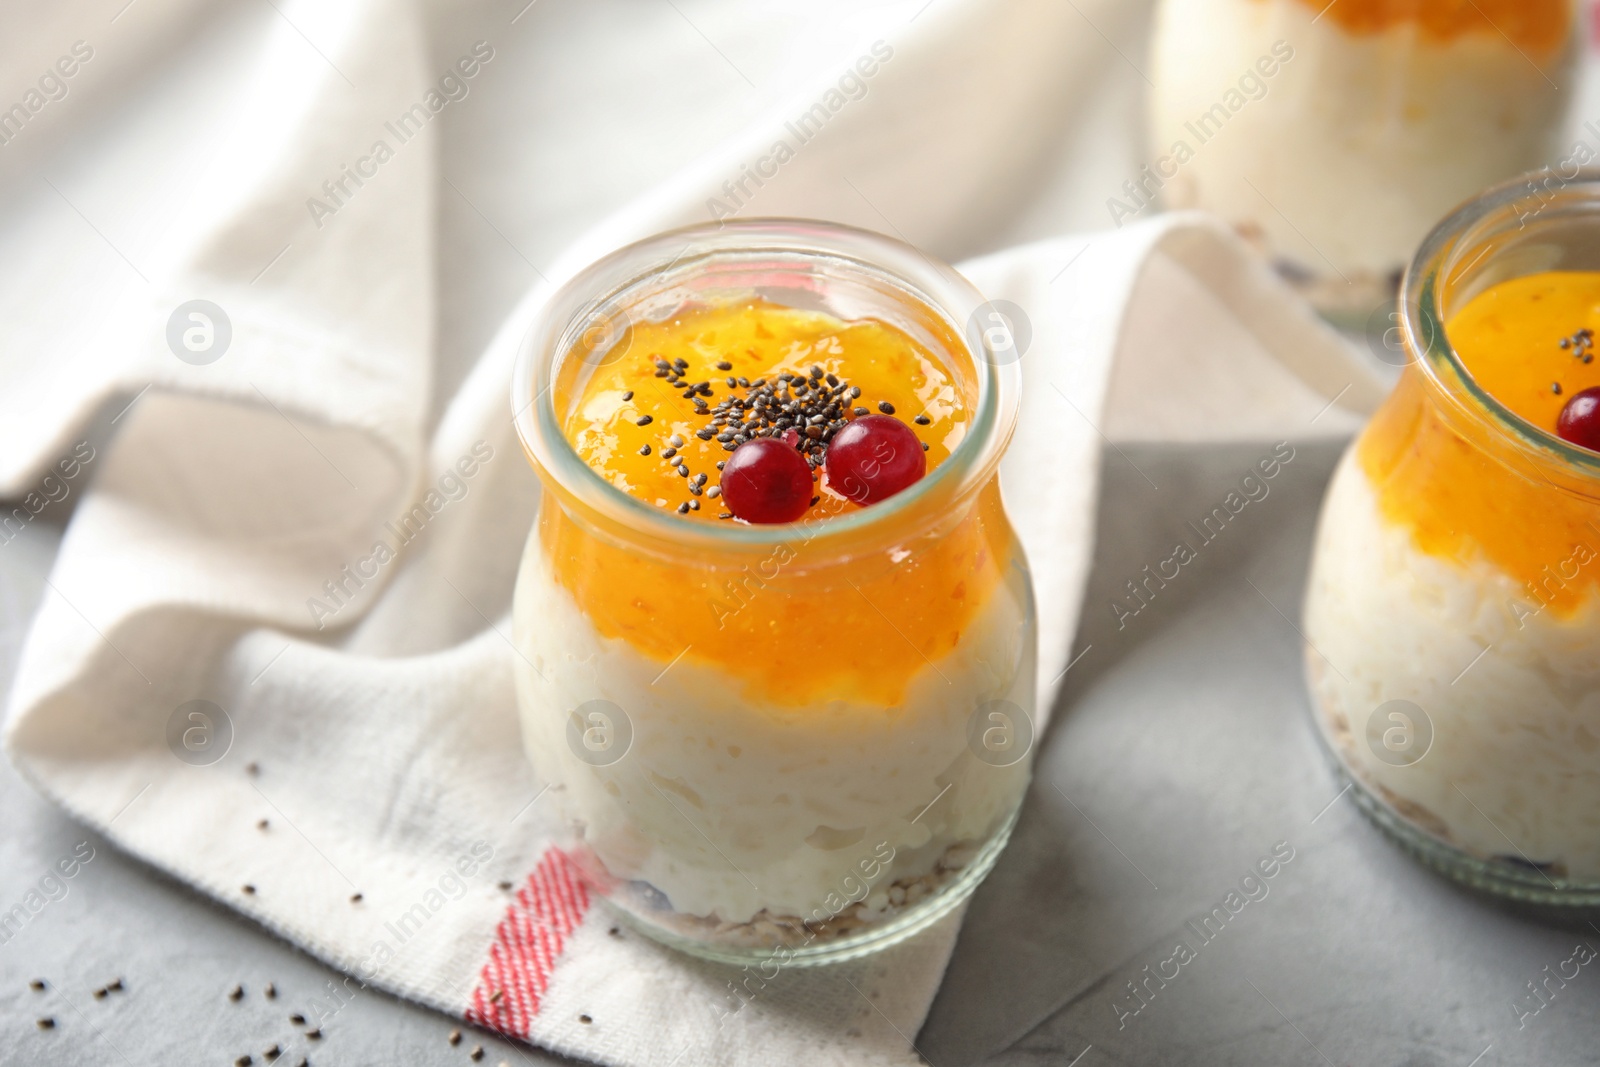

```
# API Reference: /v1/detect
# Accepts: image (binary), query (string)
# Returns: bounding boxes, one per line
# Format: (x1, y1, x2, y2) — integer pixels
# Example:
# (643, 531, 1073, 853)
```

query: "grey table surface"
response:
(5, 436, 1599, 1066)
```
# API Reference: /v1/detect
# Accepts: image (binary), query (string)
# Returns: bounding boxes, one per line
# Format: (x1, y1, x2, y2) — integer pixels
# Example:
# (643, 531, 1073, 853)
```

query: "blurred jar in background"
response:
(1148, 0, 1579, 328)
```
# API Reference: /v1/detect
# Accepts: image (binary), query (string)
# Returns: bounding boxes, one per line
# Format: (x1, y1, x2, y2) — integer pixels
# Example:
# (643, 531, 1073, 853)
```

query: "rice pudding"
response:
(509, 222, 1036, 961)
(1304, 183, 1600, 898)
(1149, 0, 1576, 321)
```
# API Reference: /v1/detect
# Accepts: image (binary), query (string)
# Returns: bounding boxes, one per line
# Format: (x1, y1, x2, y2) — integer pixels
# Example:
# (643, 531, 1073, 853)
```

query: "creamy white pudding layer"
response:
(510, 530, 1034, 926)
(1149, 0, 1571, 283)
(1304, 447, 1600, 882)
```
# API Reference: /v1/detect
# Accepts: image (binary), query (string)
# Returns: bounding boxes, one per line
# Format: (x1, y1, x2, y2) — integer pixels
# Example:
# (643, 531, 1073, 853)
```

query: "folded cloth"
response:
(0, 0, 1384, 1064)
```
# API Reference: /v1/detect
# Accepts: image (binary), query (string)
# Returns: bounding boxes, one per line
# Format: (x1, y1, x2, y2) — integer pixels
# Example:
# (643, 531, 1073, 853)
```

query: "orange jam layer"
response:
(1358, 271, 1600, 617)
(1447, 272, 1600, 429)
(564, 299, 965, 523)
(544, 298, 1005, 709)
(1270, 0, 1569, 54)
(539, 479, 1010, 708)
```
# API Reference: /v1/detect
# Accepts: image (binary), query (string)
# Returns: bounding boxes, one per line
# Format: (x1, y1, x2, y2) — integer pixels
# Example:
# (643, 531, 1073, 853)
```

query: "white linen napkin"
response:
(0, 0, 1384, 1064)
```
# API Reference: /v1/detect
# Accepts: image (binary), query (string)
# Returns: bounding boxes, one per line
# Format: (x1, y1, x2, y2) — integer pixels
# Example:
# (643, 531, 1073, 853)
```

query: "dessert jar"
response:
(1303, 174, 1600, 903)
(1148, 0, 1577, 327)
(509, 220, 1037, 964)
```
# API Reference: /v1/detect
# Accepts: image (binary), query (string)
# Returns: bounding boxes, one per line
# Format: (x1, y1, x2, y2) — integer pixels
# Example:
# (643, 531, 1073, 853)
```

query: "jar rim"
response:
(1403, 168, 1600, 478)
(510, 218, 1020, 553)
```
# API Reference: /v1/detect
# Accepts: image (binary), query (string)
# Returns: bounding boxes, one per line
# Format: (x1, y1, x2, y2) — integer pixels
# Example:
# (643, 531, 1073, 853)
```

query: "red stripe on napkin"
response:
(464, 848, 591, 1036)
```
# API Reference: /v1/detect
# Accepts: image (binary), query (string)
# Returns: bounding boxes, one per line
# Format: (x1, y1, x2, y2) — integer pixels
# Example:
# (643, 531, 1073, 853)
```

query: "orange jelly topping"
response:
(564, 300, 965, 522)
(1273, 0, 1569, 54)
(1359, 271, 1600, 617)
(541, 299, 1009, 708)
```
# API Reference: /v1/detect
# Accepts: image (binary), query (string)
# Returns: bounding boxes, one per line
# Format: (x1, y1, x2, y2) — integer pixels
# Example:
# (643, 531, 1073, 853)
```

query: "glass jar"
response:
(509, 220, 1037, 965)
(1148, 0, 1578, 329)
(1303, 173, 1600, 903)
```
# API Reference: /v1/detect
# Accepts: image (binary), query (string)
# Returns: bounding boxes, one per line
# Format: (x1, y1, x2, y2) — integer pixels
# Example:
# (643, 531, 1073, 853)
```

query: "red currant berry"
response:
(825, 414, 926, 506)
(1558, 386, 1600, 452)
(719, 438, 813, 523)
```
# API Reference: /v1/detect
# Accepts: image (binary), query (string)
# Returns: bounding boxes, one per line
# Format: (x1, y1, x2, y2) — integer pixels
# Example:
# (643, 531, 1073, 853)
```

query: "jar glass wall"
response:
(1148, 0, 1578, 328)
(509, 221, 1037, 965)
(1303, 173, 1600, 903)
